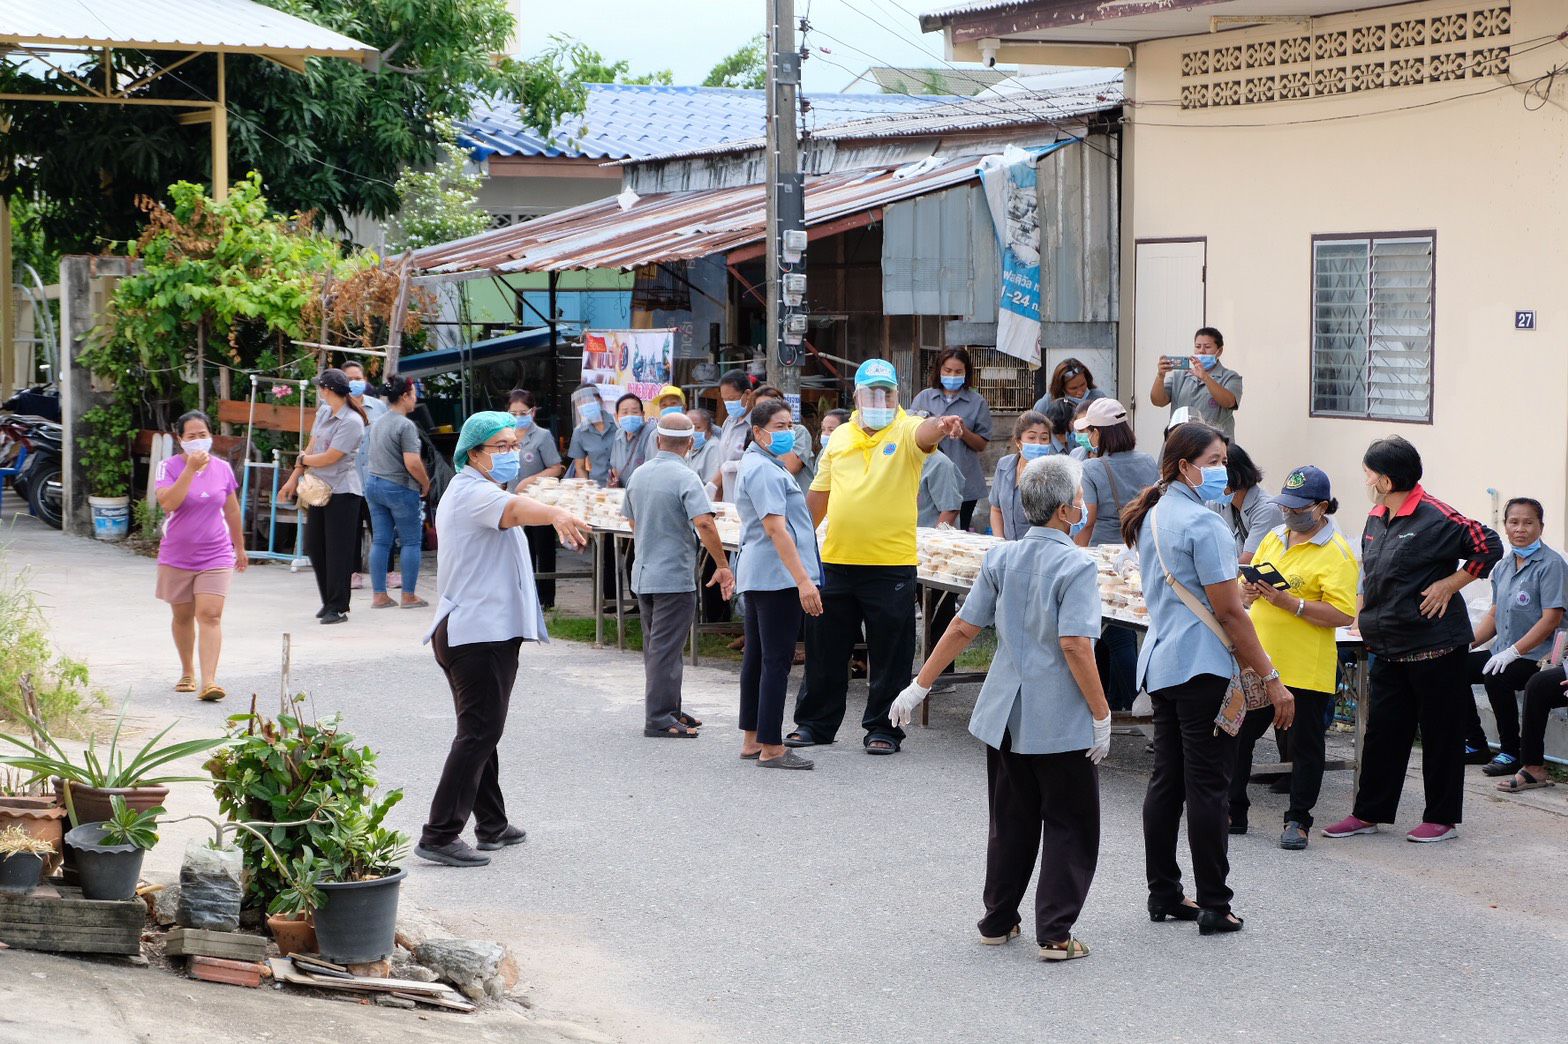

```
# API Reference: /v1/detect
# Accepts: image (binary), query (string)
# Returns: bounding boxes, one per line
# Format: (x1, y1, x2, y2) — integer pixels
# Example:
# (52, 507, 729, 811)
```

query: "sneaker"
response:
(414, 839, 491, 867)
(475, 825, 527, 851)
(1481, 753, 1520, 777)
(1406, 822, 1457, 843)
(1321, 814, 1378, 838)
(1463, 745, 1493, 765)
(320, 610, 349, 625)
(1279, 821, 1309, 851)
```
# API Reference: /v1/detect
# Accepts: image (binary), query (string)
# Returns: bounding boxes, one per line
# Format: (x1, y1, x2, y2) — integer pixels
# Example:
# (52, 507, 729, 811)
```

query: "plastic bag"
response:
(177, 841, 245, 931)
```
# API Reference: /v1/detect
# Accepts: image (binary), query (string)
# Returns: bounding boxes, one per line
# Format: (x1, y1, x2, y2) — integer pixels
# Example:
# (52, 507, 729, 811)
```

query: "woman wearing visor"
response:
(567, 385, 619, 487)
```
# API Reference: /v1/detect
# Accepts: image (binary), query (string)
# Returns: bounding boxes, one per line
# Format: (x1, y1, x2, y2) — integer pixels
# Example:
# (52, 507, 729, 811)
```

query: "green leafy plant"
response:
(267, 848, 325, 917)
(266, 791, 407, 917)
(78, 401, 139, 498)
(133, 499, 165, 545)
(0, 555, 104, 731)
(0, 824, 57, 858)
(704, 32, 767, 90)
(100, 796, 162, 850)
(386, 118, 489, 252)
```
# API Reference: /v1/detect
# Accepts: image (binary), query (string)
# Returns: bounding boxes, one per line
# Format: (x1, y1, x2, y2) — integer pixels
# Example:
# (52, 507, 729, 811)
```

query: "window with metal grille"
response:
(1310, 233, 1434, 422)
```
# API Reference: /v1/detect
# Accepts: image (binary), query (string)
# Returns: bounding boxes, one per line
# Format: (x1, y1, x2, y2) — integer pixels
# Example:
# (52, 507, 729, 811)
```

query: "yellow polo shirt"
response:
(811, 409, 931, 566)
(1247, 524, 1359, 693)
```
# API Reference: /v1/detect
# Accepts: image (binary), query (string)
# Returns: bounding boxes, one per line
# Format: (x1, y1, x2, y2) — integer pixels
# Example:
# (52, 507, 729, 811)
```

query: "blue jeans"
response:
(364, 475, 423, 594)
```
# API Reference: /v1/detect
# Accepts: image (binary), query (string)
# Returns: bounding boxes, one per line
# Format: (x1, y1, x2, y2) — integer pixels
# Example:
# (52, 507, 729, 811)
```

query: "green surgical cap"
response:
(454, 410, 516, 470)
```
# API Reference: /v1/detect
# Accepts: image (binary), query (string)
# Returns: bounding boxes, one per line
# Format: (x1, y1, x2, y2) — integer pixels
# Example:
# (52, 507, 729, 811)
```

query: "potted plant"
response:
(65, 796, 161, 901)
(0, 824, 56, 895)
(265, 853, 323, 957)
(0, 769, 67, 876)
(79, 402, 137, 541)
(276, 790, 409, 964)
(0, 700, 223, 827)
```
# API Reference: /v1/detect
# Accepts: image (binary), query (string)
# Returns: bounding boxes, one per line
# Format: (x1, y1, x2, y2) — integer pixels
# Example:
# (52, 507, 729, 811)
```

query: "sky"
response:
(518, 0, 988, 94)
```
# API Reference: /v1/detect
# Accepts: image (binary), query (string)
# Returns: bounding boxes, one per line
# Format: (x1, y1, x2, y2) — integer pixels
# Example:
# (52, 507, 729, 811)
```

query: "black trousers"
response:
(980, 734, 1100, 945)
(1095, 623, 1140, 712)
(420, 619, 521, 848)
(1353, 645, 1468, 826)
(524, 524, 557, 609)
(739, 589, 802, 745)
(1462, 649, 1539, 759)
(304, 493, 362, 615)
(797, 564, 917, 745)
(1143, 674, 1237, 914)
(959, 500, 977, 532)
(1227, 687, 1334, 829)
(1521, 666, 1568, 765)
(699, 553, 733, 624)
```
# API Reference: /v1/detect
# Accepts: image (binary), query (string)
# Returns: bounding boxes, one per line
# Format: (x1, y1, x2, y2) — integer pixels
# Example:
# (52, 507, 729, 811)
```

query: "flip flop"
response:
(676, 712, 703, 729)
(784, 728, 831, 749)
(174, 676, 197, 693)
(644, 724, 699, 738)
(372, 600, 398, 609)
(1496, 768, 1554, 793)
(198, 684, 227, 703)
(740, 750, 762, 760)
(401, 598, 430, 609)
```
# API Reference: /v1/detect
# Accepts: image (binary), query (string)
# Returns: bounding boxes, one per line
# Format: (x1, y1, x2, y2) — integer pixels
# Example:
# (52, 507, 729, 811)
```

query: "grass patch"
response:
(956, 630, 996, 671)
(546, 611, 745, 663)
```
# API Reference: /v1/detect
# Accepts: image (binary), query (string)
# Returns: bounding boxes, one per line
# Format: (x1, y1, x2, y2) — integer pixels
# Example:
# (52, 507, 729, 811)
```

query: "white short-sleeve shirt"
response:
(426, 468, 548, 647)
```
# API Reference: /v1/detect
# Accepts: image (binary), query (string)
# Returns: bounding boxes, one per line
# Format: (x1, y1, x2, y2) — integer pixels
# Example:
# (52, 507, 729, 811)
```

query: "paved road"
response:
(7, 513, 1568, 1043)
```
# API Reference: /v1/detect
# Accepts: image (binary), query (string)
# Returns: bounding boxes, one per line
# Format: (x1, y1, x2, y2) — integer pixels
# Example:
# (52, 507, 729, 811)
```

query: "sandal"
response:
(400, 598, 430, 609)
(371, 597, 398, 609)
(198, 684, 227, 703)
(740, 749, 762, 760)
(864, 736, 900, 756)
(676, 712, 703, 729)
(643, 724, 699, 738)
(174, 676, 197, 693)
(979, 924, 1020, 946)
(1039, 938, 1090, 961)
(1496, 768, 1554, 793)
(784, 728, 830, 749)
(757, 750, 813, 770)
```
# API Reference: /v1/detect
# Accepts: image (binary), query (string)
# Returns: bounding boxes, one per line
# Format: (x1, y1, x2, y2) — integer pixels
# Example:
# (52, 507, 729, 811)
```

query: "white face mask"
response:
(182, 438, 213, 454)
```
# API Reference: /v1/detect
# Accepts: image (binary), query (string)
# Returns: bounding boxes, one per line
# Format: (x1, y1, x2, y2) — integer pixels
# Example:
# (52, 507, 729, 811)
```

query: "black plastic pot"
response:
(312, 867, 406, 964)
(64, 822, 147, 901)
(0, 852, 44, 895)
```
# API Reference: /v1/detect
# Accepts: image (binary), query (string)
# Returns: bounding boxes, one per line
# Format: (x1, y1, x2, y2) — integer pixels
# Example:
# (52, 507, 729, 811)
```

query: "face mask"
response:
(485, 450, 520, 485)
(724, 399, 746, 418)
(620, 415, 645, 435)
(182, 437, 213, 455)
(580, 402, 603, 424)
(691, 431, 706, 451)
(348, 379, 367, 397)
(766, 429, 796, 457)
(820, 430, 834, 448)
(1065, 395, 1085, 407)
(661, 405, 683, 416)
(1019, 442, 1052, 461)
(1191, 464, 1230, 502)
(514, 414, 534, 429)
(1196, 354, 1219, 371)
(1068, 502, 1087, 537)
(1365, 480, 1384, 505)
(1283, 509, 1319, 534)
(940, 375, 965, 392)
(1073, 433, 1093, 451)
(861, 407, 895, 431)
(1514, 539, 1542, 559)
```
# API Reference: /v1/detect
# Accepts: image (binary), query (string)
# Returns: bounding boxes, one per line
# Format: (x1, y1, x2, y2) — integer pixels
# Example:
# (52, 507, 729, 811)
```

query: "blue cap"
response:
(855, 359, 898, 389)
(1272, 465, 1332, 510)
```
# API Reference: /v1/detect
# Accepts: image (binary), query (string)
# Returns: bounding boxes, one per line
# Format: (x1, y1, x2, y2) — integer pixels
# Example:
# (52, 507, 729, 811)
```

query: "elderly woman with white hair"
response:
(891, 454, 1112, 962)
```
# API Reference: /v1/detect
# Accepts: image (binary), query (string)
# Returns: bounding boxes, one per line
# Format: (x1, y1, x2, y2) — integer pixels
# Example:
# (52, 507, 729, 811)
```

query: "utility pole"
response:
(765, 0, 804, 396)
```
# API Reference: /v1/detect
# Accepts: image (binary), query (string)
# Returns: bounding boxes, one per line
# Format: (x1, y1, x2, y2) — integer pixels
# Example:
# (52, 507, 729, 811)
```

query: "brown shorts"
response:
(156, 565, 233, 604)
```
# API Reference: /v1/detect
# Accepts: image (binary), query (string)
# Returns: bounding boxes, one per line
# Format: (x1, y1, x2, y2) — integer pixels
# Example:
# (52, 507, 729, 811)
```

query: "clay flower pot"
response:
(267, 912, 318, 957)
(54, 780, 169, 827)
(0, 796, 67, 876)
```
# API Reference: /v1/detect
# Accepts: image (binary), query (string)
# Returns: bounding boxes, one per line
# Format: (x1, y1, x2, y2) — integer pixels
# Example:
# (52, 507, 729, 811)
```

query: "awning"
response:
(397, 324, 581, 378)
(406, 152, 1055, 280)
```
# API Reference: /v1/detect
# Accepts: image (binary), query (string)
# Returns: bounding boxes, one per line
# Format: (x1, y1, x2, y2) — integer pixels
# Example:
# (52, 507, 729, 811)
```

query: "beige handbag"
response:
(295, 471, 333, 508)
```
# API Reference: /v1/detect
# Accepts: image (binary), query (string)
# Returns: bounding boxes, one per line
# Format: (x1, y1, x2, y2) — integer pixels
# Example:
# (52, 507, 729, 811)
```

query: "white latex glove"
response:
(1086, 714, 1113, 765)
(889, 681, 932, 729)
(1482, 644, 1523, 675)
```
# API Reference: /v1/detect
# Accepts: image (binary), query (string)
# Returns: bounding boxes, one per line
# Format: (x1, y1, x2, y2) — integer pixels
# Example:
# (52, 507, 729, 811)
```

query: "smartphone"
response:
(1164, 355, 1192, 370)
(1240, 563, 1291, 590)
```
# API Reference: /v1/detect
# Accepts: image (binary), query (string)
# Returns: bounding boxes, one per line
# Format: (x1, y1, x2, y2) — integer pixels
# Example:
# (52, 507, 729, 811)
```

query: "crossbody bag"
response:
(1149, 505, 1269, 737)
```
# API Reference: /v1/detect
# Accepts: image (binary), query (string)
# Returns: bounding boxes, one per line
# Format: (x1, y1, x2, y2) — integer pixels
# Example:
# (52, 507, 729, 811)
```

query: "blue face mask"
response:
(940, 375, 965, 392)
(1019, 442, 1052, 461)
(514, 413, 533, 429)
(691, 431, 706, 451)
(620, 415, 644, 435)
(766, 429, 796, 457)
(1196, 354, 1219, 371)
(723, 399, 746, 418)
(1514, 539, 1542, 559)
(1192, 464, 1230, 502)
(820, 429, 834, 447)
(348, 379, 367, 397)
(485, 450, 520, 485)
(1068, 502, 1087, 537)
(661, 405, 683, 416)
(1073, 432, 1093, 451)
(861, 407, 895, 430)
(580, 402, 603, 424)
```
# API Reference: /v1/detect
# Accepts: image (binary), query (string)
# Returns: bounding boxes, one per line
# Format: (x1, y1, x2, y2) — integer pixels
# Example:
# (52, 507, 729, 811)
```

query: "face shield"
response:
(854, 386, 899, 429)
(572, 386, 606, 428)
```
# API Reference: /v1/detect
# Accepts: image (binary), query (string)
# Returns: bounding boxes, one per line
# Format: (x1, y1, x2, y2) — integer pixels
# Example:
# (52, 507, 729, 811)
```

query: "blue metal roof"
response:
(398, 324, 582, 378)
(458, 83, 963, 162)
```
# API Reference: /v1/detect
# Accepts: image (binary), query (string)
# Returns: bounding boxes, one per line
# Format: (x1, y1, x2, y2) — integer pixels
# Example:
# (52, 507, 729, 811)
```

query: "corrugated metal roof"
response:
(457, 82, 964, 162)
(408, 153, 1031, 277)
(625, 69, 1122, 165)
(0, 0, 377, 58)
(918, 0, 1040, 27)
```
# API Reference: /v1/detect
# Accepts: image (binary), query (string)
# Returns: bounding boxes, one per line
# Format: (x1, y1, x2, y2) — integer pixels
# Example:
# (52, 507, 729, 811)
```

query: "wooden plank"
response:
(165, 928, 268, 961)
(215, 399, 314, 434)
(268, 958, 458, 997)
(0, 888, 145, 930)
(0, 922, 142, 955)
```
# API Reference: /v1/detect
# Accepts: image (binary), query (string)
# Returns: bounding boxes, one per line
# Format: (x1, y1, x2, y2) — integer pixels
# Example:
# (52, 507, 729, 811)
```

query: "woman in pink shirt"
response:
(154, 410, 247, 701)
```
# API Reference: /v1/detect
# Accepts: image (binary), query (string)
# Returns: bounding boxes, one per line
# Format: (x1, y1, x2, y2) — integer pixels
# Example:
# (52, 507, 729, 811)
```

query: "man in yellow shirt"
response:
(787, 359, 962, 755)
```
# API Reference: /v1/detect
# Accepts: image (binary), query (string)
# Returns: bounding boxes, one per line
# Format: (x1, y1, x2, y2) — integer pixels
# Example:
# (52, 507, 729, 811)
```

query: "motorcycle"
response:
(2, 386, 64, 529)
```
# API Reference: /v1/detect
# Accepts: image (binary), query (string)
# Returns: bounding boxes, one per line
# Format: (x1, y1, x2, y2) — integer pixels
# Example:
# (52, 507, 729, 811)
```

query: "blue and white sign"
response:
(979, 145, 1045, 368)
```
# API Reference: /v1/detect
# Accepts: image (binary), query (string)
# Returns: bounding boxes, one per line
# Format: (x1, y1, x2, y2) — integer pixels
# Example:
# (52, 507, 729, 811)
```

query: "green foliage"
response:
(2, 0, 594, 248)
(0, 556, 103, 732)
(266, 789, 406, 915)
(704, 33, 768, 90)
(133, 499, 166, 546)
(101, 796, 163, 850)
(77, 401, 139, 498)
(542, 35, 673, 91)
(206, 704, 384, 908)
(387, 119, 489, 252)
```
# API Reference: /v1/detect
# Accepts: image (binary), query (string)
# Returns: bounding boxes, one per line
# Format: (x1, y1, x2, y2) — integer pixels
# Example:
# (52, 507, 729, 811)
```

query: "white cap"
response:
(1165, 406, 1192, 432)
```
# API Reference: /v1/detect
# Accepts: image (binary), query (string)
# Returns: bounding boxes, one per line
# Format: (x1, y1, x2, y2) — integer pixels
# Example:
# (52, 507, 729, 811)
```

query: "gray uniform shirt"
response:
(610, 424, 655, 487)
(1082, 451, 1159, 546)
(1136, 482, 1239, 693)
(1206, 485, 1285, 558)
(735, 443, 821, 593)
(352, 395, 388, 486)
(1162, 362, 1243, 439)
(309, 403, 366, 495)
(960, 526, 1102, 754)
(910, 386, 992, 501)
(513, 425, 562, 484)
(567, 420, 619, 487)
(622, 451, 713, 595)
(991, 454, 1027, 540)
(686, 437, 720, 483)
(1492, 545, 1568, 658)
(713, 409, 750, 484)
(367, 411, 421, 491)
(917, 451, 963, 528)
(426, 468, 547, 647)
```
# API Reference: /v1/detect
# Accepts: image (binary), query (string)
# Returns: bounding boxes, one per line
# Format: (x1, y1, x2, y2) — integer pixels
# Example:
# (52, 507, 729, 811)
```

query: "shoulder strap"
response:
(1151, 504, 1236, 653)
(1101, 456, 1123, 509)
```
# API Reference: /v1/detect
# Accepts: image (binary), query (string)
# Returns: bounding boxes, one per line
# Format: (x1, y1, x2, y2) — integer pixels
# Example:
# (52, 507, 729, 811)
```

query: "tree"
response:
(544, 36, 673, 87)
(0, 0, 596, 252)
(386, 119, 489, 253)
(704, 33, 767, 90)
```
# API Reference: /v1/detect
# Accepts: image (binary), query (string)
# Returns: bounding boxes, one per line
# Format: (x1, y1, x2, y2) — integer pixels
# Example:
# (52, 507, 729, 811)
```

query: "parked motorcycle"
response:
(1, 386, 64, 529)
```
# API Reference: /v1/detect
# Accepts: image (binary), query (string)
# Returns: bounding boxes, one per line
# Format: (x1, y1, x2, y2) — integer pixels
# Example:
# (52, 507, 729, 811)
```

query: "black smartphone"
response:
(1240, 563, 1291, 590)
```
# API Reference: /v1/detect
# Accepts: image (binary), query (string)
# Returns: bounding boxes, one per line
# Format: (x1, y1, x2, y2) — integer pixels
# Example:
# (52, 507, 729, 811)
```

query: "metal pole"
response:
(0, 197, 13, 398)
(765, 0, 802, 395)
(212, 53, 228, 202)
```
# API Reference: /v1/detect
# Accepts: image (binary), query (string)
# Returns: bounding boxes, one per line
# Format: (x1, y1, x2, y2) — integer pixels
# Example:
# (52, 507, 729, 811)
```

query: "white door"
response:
(1133, 239, 1206, 448)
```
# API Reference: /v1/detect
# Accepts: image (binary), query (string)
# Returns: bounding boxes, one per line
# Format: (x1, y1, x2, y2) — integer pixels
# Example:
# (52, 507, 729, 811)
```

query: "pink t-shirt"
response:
(155, 455, 238, 572)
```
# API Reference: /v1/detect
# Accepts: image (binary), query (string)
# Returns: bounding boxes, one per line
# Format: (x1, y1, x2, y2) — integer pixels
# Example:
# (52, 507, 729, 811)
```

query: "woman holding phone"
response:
(1149, 328, 1244, 440)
